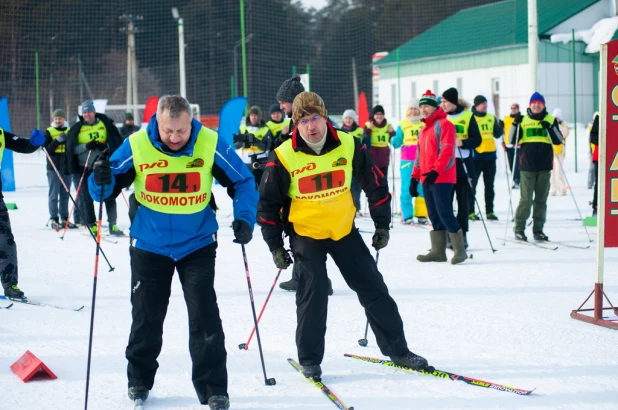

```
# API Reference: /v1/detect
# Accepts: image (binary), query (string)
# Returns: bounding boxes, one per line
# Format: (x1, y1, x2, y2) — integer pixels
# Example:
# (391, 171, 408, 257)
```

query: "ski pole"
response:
(84, 179, 106, 410)
(391, 148, 396, 228)
(458, 148, 497, 253)
(61, 150, 92, 238)
(240, 244, 276, 386)
(238, 268, 282, 350)
(556, 155, 593, 243)
(120, 189, 130, 208)
(358, 250, 379, 347)
(43, 148, 115, 271)
(504, 124, 521, 244)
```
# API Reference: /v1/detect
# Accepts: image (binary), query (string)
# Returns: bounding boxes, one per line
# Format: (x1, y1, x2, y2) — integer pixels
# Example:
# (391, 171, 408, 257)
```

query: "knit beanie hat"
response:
(125, 112, 134, 120)
(473, 95, 487, 107)
(81, 100, 95, 113)
(249, 105, 262, 118)
(342, 109, 357, 121)
(529, 91, 545, 105)
(372, 105, 385, 115)
(418, 90, 438, 108)
(292, 92, 328, 125)
(407, 99, 419, 109)
(52, 109, 66, 119)
(442, 88, 458, 105)
(276, 74, 305, 103)
(269, 103, 282, 114)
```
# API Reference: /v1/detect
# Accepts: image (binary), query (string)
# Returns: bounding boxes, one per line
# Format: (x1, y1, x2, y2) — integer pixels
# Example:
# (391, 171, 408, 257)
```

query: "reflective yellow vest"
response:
(130, 128, 216, 214)
(398, 119, 423, 146)
(366, 122, 391, 147)
(47, 126, 70, 153)
(474, 114, 497, 153)
(446, 110, 473, 140)
(275, 130, 355, 240)
(503, 115, 515, 145)
(77, 121, 108, 144)
(239, 124, 269, 154)
(520, 114, 555, 145)
(346, 126, 364, 139)
(266, 120, 286, 139)
(0, 128, 5, 163)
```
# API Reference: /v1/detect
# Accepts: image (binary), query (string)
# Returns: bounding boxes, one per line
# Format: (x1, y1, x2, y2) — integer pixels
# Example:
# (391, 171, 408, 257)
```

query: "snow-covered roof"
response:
(550, 16, 618, 53)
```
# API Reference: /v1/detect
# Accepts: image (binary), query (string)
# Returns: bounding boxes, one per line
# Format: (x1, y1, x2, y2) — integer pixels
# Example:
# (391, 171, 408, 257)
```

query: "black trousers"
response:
(291, 229, 408, 365)
(126, 243, 227, 404)
(592, 161, 598, 210)
(452, 177, 470, 233)
(469, 160, 497, 214)
(506, 147, 521, 184)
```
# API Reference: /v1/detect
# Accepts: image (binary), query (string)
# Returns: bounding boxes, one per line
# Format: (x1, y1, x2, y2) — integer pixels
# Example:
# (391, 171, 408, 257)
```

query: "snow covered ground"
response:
(1, 126, 617, 409)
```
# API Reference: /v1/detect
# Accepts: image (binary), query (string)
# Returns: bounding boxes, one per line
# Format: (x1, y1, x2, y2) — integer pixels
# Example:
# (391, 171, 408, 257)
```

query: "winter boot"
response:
(417, 230, 447, 262)
(448, 229, 468, 265)
(301, 364, 322, 379)
(207, 395, 230, 410)
(463, 233, 469, 249)
(127, 386, 149, 402)
(446, 234, 453, 250)
(328, 278, 333, 296)
(390, 350, 430, 371)
(110, 224, 125, 236)
(4, 285, 24, 299)
(279, 279, 298, 292)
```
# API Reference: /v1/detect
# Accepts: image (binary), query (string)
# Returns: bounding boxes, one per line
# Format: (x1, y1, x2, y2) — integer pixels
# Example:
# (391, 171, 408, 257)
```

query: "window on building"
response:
(433, 80, 439, 95)
(391, 84, 397, 119)
(411, 82, 417, 100)
(456, 77, 463, 96)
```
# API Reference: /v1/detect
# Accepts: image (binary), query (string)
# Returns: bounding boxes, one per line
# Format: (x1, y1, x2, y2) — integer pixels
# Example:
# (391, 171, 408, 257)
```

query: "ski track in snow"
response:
(1, 128, 618, 409)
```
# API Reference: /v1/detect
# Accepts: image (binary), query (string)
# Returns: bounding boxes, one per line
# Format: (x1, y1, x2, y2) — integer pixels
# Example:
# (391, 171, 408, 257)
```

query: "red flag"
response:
(358, 92, 369, 127)
(142, 96, 159, 124)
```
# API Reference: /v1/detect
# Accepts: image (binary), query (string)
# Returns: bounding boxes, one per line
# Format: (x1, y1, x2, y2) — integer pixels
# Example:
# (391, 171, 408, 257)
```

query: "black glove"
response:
(372, 228, 389, 250)
(540, 121, 551, 129)
(513, 113, 524, 124)
(409, 179, 419, 197)
(271, 247, 293, 269)
(93, 157, 111, 186)
(422, 170, 439, 186)
(232, 220, 253, 244)
(86, 140, 106, 151)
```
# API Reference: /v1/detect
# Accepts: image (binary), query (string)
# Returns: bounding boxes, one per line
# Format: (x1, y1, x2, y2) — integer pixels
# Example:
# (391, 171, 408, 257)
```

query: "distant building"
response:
(375, 0, 617, 123)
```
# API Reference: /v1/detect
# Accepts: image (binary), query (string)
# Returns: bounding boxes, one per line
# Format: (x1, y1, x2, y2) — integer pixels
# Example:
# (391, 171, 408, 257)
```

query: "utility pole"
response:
(528, 0, 538, 94)
(171, 8, 186, 98)
(120, 14, 142, 122)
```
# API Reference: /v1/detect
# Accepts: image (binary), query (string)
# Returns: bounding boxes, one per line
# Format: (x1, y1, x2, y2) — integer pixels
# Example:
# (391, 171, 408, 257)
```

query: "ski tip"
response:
(75, 306, 85, 312)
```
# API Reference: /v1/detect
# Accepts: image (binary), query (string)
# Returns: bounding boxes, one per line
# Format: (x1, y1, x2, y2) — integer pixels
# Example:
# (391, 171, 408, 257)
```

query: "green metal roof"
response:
(377, 0, 600, 65)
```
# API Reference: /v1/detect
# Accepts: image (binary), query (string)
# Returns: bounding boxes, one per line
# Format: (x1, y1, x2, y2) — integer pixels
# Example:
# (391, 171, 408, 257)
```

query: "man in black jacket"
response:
(258, 92, 431, 378)
(66, 100, 125, 235)
(119, 112, 140, 139)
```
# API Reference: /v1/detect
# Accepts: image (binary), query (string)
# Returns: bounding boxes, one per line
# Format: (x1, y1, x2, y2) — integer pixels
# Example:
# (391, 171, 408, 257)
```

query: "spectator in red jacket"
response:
(411, 90, 467, 265)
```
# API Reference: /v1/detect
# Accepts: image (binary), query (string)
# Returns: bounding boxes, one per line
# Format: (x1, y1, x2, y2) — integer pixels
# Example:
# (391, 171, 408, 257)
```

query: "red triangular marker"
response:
(10, 350, 57, 382)
(142, 96, 159, 125)
(358, 92, 369, 127)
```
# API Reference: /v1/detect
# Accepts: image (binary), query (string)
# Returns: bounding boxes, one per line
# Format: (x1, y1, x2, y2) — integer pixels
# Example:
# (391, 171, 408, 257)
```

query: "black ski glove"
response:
(540, 121, 551, 129)
(409, 178, 419, 197)
(422, 170, 439, 186)
(93, 157, 112, 186)
(513, 113, 524, 124)
(271, 247, 293, 269)
(232, 220, 253, 244)
(372, 228, 389, 250)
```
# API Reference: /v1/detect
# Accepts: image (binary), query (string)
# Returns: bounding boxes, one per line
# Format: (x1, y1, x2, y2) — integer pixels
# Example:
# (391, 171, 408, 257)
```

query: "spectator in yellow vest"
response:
(502, 103, 522, 189)
(363, 105, 395, 177)
(549, 108, 570, 196)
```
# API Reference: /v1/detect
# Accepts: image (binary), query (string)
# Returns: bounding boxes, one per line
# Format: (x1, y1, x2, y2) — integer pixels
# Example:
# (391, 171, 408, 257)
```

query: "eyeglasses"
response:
(298, 116, 322, 126)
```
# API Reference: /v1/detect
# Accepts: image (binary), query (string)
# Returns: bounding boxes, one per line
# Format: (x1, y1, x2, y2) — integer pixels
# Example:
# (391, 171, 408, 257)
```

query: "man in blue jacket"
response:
(89, 95, 257, 410)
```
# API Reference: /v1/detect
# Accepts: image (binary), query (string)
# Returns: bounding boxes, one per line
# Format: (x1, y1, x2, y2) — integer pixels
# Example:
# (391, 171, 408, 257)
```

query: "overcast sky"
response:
(299, 0, 328, 10)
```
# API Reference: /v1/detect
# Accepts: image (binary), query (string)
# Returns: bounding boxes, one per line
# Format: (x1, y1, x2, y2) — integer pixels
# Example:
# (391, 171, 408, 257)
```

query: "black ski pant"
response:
(126, 243, 227, 404)
(452, 177, 470, 233)
(76, 169, 118, 227)
(0, 200, 18, 289)
(469, 160, 497, 214)
(506, 147, 521, 184)
(291, 229, 408, 365)
(592, 161, 598, 211)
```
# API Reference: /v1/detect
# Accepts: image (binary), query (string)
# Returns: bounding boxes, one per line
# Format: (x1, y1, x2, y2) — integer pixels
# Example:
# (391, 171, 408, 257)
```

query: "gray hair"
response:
(156, 95, 191, 120)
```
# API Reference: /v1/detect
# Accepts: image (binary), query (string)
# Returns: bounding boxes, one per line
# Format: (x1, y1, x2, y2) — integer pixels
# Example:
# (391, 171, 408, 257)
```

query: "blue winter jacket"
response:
(88, 116, 258, 261)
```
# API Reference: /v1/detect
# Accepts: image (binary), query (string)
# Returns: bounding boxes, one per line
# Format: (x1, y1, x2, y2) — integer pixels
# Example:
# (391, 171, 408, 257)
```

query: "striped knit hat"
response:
(419, 90, 438, 108)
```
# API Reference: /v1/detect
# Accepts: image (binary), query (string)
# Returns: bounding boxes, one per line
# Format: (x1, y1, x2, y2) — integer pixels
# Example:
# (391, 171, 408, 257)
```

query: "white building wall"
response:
(377, 62, 593, 124)
(547, 0, 610, 34)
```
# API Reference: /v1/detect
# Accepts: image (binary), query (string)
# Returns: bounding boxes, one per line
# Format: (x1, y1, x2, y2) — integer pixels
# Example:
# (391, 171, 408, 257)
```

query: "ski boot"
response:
(301, 364, 322, 379)
(128, 386, 149, 402)
(416, 217, 429, 225)
(468, 213, 480, 221)
(49, 218, 61, 230)
(514, 231, 527, 241)
(207, 395, 230, 410)
(4, 284, 24, 299)
(60, 218, 78, 229)
(487, 213, 499, 221)
(110, 224, 125, 236)
(390, 350, 430, 371)
(279, 279, 298, 292)
(533, 231, 549, 241)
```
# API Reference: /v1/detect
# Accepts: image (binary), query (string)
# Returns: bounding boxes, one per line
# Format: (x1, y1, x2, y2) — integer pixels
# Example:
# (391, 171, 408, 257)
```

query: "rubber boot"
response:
(417, 230, 447, 262)
(449, 229, 468, 265)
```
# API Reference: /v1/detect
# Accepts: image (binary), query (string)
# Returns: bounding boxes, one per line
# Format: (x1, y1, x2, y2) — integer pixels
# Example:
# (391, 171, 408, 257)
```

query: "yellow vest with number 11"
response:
(475, 114, 496, 153)
(275, 130, 355, 240)
(130, 128, 216, 214)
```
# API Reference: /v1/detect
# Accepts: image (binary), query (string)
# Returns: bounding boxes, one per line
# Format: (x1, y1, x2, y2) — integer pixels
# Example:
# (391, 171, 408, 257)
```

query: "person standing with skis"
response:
(0, 127, 46, 299)
(363, 105, 395, 178)
(90, 95, 258, 410)
(258, 91, 431, 379)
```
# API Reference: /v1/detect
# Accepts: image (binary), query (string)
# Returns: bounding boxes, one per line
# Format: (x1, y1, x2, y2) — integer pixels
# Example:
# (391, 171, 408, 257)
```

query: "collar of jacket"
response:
(447, 104, 465, 115)
(472, 108, 487, 117)
(291, 121, 341, 156)
(371, 118, 387, 127)
(146, 115, 203, 157)
(422, 107, 447, 126)
(509, 113, 521, 118)
(342, 122, 359, 132)
(526, 107, 547, 121)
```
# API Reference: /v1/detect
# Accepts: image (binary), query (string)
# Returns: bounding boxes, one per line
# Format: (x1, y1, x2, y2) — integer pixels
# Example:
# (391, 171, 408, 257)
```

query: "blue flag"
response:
(0, 97, 15, 192)
(218, 97, 247, 146)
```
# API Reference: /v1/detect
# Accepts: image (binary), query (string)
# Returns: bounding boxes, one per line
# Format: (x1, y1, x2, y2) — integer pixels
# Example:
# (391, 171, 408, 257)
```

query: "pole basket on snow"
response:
(571, 41, 618, 330)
